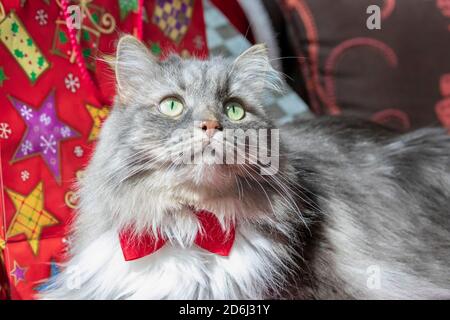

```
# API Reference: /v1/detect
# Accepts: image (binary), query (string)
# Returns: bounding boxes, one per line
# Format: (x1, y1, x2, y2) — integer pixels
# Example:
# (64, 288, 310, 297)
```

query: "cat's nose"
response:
(200, 120, 222, 137)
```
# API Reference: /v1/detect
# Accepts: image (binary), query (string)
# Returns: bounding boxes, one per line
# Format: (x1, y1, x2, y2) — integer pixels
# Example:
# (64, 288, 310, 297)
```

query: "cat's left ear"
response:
(113, 35, 159, 103)
(231, 44, 283, 93)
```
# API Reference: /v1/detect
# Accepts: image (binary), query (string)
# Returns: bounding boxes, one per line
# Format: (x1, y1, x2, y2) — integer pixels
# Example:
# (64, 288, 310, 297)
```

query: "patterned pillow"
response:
(278, 0, 450, 131)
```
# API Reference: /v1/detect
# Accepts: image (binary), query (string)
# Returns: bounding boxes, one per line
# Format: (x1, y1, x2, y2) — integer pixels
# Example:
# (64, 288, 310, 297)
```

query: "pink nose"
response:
(199, 120, 222, 137)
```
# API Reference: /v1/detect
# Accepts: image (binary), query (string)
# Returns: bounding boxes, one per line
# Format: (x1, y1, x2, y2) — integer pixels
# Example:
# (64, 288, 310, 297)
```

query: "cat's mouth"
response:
(163, 132, 276, 189)
(178, 137, 229, 166)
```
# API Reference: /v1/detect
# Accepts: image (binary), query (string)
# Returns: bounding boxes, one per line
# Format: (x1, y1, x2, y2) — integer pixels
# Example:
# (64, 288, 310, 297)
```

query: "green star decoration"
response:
(82, 30, 90, 41)
(82, 48, 91, 58)
(14, 49, 24, 58)
(119, 0, 138, 20)
(37, 56, 45, 67)
(11, 22, 19, 33)
(59, 31, 68, 44)
(150, 42, 162, 56)
(91, 12, 100, 24)
(0, 67, 8, 87)
(30, 71, 37, 82)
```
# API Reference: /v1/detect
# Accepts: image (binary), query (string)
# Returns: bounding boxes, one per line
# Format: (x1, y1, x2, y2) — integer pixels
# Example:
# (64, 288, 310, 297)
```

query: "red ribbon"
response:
(119, 210, 235, 261)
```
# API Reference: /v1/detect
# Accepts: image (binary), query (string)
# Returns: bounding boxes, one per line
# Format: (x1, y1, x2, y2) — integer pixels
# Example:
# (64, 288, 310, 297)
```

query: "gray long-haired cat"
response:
(41, 35, 450, 299)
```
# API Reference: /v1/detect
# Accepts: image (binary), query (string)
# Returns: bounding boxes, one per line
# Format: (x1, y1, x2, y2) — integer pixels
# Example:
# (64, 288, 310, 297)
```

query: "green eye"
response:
(225, 102, 245, 121)
(159, 97, 184, 117)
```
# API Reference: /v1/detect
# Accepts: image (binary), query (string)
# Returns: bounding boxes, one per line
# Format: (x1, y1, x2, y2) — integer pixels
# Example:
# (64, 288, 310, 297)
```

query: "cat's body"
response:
(284, 118, 450, 299)
(40, 37, 450, 299)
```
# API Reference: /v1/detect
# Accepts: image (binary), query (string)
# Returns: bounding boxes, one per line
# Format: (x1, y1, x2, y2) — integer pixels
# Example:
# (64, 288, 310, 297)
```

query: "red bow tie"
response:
(119, 210, 235, 261)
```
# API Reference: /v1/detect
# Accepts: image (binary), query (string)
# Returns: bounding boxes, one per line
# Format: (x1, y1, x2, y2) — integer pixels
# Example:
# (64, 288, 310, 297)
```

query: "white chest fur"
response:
(42, 224, 287, 299)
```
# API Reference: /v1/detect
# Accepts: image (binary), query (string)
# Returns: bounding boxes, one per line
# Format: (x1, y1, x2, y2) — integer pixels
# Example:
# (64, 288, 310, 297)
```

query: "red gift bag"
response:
(0, 0, 207, 300)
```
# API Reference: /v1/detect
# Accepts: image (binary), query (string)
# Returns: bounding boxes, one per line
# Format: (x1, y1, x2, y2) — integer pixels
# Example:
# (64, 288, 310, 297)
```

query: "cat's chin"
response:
(163, 163, 236, 195)
(190, 163, 235, 187)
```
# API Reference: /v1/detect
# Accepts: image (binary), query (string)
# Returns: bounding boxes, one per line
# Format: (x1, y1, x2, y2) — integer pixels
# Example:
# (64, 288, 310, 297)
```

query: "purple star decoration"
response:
(11, 91, 77, 181)
(11, 262, 26, 284)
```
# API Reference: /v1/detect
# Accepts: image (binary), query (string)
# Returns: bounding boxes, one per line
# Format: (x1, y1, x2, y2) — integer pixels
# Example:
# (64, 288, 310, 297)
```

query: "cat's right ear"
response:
(112, 35, 159, 104)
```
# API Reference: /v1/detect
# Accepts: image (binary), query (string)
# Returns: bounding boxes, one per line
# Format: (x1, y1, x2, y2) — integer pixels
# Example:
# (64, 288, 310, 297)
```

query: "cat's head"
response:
(99, 35, 284, 196)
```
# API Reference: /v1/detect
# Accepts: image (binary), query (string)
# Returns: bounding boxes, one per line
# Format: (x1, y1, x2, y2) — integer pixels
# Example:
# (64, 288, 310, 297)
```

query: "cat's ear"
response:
(231, 44, 283, 93)
(113, 35, 159, 103)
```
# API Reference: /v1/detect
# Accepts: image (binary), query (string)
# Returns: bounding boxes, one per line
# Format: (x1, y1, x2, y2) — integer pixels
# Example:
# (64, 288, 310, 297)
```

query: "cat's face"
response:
(105, 36, 282, 193)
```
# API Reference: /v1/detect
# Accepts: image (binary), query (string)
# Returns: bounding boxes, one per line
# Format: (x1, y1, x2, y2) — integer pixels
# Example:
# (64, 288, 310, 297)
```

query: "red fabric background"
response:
(0, 0, 207, 300)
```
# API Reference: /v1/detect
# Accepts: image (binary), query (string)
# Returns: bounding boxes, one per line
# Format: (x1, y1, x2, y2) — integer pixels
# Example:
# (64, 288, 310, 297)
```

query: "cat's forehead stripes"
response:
(176, 59, 229, 99)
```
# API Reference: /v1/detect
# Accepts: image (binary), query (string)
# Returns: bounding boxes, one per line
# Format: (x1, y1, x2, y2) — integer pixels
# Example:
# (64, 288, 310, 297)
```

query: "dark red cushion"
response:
(279, 0, 450, 131)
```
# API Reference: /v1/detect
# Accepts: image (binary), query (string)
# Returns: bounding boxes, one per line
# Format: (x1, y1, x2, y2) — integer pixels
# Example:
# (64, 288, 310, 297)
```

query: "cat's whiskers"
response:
(227, 139, 325, 215)
(221, 139, 310, 229)
(89, 140, 179, 197)
(236, 164, 276, 217)
(241, 161, 303, 224)
(94, 144, 168, 191)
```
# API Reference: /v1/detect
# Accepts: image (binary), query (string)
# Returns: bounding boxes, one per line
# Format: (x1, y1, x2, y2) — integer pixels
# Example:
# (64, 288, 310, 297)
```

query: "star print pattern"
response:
(85, 104, 110, 141)
(10, 261, 27, 286)
(0, 0, 208, 300)
(0, 11, 49, 83)
(10, 91, 78, 181)
(6, 182, 59, 256)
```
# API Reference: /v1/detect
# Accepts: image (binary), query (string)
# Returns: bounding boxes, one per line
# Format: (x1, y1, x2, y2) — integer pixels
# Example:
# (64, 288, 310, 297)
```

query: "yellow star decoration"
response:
(85, 104, 110, 141)
(6, 182, 58, 255)
(0, 238, 5, 250)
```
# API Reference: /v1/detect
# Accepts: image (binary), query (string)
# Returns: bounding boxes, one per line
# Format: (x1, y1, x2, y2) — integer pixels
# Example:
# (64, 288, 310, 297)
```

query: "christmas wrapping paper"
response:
(0, 0, 208, 300)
